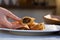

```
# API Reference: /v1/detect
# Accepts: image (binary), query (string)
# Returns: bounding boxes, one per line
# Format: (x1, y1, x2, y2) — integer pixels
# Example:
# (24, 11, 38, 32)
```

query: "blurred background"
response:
(0, 0, 56, 9)
(0, 0, 59, 22)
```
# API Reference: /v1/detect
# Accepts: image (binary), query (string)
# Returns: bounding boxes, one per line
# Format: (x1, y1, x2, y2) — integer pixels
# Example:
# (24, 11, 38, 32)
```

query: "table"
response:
(0, 31, 60, 40)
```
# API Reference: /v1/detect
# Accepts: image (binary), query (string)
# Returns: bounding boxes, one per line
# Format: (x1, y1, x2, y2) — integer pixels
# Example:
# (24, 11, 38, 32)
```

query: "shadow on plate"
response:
(0, 30, 59, 36)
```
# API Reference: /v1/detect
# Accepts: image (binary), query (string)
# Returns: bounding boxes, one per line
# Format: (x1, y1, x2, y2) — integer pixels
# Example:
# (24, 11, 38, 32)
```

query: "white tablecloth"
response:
(0, 31, 60, 40)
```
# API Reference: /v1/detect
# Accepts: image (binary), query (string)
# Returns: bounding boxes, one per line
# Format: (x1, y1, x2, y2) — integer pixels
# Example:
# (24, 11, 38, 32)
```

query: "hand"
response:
(0, 7, 24, 29)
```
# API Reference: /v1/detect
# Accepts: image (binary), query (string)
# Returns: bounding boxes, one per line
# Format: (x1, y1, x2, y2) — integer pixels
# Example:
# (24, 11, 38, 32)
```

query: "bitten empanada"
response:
(22, 16, 35, 24)
(12, 16, 45, 30)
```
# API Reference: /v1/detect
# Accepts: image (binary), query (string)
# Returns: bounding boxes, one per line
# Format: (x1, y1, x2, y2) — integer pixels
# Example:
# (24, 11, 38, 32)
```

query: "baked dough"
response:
(21, 16, 45, 30)
(30, 23, 45, 30)
(22, 16, 35, 24)
(12, 16, 45, 30)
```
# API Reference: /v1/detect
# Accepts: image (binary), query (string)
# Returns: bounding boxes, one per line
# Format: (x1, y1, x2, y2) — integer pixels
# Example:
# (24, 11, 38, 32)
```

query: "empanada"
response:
(30, 23, 45, 30)
(13, 16, 45, 30)
(22, 16, 35, 24)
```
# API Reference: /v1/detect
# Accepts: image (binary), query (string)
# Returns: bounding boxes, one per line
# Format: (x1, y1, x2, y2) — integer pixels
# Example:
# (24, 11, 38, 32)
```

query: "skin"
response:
(0, 7, 24, 29)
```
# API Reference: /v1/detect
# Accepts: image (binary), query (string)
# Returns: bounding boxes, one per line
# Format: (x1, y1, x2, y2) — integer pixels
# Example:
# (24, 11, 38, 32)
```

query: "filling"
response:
(22, 18, 31, 24)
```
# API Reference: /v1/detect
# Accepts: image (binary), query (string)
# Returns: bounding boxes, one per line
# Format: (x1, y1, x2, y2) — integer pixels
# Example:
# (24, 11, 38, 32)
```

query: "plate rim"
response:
(0, 24, 60, 32)
(0, 28, 59, 32)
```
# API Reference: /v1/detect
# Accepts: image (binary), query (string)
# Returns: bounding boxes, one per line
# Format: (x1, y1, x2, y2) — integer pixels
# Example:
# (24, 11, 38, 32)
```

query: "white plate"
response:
(0, 24, 60, 35)
(0, 24, 59, 32)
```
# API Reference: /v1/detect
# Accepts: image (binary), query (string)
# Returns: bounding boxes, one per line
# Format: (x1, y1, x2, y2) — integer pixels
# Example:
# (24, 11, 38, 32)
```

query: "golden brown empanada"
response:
(30, 23, 45, 30)
(22, 16, 35, 24)
(13, 16, 45, 30)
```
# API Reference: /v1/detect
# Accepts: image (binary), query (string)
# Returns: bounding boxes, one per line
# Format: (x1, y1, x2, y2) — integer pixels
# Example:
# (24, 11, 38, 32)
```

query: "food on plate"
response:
(4, 16, 45, 30)
(19, 16, 45, 30)
(30, 23, 45, 30)
(22, 16, 35, 24)
(28, 22, 38, 29)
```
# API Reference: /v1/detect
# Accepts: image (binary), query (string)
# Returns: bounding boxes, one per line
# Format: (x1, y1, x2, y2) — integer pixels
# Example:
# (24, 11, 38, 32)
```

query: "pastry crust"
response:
(12, 16, 45, 30)
(22, 16, 35, 24)
(30, 23, 45, 30)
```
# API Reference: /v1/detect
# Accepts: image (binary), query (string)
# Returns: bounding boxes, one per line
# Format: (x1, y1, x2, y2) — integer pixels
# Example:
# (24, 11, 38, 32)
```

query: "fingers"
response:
(6, 12, 21, 21)
(0, 7, 27, 29)
(0, 7, 21, 21)
(0, 14, 25, 29)
(0, 14, 13, 28)
(12, 21, 29, 29)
